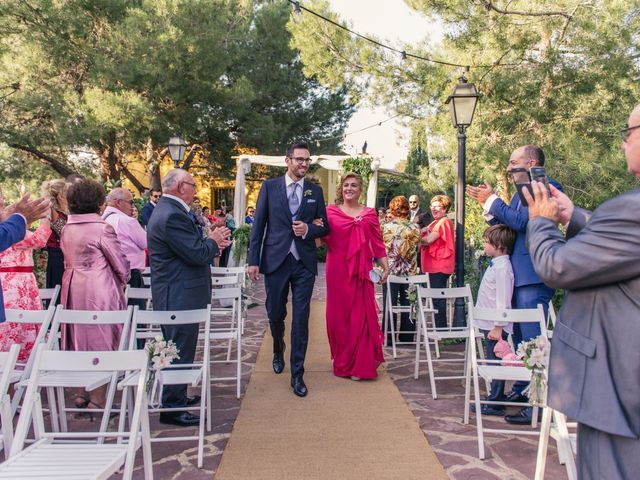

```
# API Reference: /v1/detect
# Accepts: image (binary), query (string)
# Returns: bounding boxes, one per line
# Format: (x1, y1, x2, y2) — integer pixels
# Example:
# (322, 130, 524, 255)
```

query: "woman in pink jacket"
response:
(60, 179, 129, 409)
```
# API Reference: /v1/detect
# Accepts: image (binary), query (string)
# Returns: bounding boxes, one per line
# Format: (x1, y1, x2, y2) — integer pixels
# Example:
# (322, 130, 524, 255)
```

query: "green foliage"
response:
(232, 225, 252, 263)
(341, 156, 373, 185)
(0, 0, 354, 187)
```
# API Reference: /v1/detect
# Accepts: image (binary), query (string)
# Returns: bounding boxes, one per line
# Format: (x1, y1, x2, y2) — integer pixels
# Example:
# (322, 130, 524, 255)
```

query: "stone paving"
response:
(92, 263, 568, 479)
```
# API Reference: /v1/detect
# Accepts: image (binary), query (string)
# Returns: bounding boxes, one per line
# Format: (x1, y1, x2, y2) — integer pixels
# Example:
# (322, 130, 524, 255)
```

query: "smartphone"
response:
(530, 166, 550, 194)
(511, 167, 533, 207)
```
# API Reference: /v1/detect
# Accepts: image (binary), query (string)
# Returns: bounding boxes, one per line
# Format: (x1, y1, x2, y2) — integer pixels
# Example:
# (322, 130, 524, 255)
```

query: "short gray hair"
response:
(106, 187, 129, 204)
(162, 169, 188, 191)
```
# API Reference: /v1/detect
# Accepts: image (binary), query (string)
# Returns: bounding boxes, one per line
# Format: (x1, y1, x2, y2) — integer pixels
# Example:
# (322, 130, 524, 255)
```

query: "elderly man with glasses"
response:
(522, 105, 640, 479)
(103, 187, 148, 308)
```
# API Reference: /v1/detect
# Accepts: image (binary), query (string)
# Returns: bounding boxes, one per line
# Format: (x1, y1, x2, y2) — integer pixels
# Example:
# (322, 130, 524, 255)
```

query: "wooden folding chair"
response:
(0, 346, 153, 480)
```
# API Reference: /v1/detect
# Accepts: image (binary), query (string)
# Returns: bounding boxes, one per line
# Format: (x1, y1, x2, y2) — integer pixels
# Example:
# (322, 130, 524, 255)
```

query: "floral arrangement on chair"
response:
(494, 335, 550, 406)
(144, 336, 180, 403)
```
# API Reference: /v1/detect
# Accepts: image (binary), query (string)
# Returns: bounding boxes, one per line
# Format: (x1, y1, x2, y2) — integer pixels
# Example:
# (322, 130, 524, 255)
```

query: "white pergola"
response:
(232, 154, 381, 226)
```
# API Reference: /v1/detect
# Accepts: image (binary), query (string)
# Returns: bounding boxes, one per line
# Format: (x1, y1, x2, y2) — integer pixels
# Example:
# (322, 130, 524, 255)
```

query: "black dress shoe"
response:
(291, 376, 308, 397)
(272, 353, 285, 374)
(505, 391, 529, 404)
(186, 395, 201, 407)
(505, 406, 541, 425)
(159, 412, 200, 427)
(471, 403, 505, 416)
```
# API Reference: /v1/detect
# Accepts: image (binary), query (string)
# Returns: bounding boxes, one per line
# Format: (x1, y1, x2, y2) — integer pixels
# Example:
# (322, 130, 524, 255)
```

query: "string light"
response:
(292, 1, 302, 22)
(286, 0, 517, 70)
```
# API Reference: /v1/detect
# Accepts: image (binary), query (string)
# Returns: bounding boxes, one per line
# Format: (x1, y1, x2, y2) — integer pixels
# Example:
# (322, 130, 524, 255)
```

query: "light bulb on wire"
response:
(293, 1, 302, 23)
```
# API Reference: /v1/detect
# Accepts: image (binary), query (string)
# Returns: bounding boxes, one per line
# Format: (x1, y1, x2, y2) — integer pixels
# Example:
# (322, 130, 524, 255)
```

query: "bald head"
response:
(106, 187, 134, 215)
(162, 168, 196, 203)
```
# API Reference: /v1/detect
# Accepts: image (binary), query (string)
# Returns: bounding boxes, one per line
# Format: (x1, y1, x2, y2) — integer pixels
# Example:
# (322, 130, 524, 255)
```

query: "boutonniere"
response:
(304, 189, 313, 197)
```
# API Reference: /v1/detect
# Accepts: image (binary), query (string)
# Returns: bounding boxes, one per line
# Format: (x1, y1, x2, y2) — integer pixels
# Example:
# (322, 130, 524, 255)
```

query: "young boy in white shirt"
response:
(473, 224, 516, 416)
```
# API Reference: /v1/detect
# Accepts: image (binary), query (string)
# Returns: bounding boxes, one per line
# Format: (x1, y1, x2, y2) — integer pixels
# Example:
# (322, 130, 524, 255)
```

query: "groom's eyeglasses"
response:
(290, 156, 312, 164)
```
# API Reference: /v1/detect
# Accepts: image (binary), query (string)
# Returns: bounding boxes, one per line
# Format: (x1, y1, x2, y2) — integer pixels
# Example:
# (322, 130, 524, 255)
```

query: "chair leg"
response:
(463, 341, 471, 425)
(424, 333, 438, 400)
(46, 387, 60, 432)
(0, 395, 14, 455)
(236, 329, 242, 400)
(117, 386, 129, 445)
(413, 323, 421, 380)
(197, 379, 206, 468)
(471, 356, 485, 459)
(534, 407, 553, 480)
(55, 387, 68, 433)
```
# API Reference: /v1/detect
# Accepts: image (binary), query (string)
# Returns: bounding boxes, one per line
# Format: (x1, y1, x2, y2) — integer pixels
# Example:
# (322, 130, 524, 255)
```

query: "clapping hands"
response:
(209, 226, 232, 249)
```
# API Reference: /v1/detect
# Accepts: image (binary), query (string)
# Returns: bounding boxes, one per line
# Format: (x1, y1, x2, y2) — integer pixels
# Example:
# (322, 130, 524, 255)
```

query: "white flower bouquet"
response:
(516, 335, 550, 406)
(144, 336, 180, 397)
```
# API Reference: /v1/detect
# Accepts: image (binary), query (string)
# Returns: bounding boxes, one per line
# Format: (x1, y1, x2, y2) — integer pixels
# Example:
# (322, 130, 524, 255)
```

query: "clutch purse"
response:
(369, 268, 382, 283)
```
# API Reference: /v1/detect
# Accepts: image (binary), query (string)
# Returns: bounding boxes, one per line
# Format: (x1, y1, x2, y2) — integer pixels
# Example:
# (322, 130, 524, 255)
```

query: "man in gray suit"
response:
(148, 168, 230, 426)
(523, 104, 640, 479)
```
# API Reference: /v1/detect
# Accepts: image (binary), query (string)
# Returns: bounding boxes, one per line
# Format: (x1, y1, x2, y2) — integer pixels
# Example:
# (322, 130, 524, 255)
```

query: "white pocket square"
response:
(306, 199, 316, 203)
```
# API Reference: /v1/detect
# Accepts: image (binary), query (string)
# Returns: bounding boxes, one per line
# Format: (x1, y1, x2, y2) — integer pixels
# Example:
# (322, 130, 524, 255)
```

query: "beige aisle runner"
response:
(214, 301, 448, 480)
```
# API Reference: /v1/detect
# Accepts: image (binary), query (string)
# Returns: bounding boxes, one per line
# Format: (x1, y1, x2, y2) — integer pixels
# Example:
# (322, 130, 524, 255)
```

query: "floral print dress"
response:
(0, 223, 51, 362)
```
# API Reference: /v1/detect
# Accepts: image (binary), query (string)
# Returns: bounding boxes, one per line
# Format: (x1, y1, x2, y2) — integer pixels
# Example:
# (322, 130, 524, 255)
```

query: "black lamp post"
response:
(445, 76, 480, 327)
(167, 134, 188, 169)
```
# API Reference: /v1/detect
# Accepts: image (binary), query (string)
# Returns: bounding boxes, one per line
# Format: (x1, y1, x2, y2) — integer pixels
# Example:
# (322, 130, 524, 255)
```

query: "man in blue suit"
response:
(0, 194, 51, 322)
(467, 145, 562, 424)
(248, 141, 330, 397)
(140, 188, 161, 227)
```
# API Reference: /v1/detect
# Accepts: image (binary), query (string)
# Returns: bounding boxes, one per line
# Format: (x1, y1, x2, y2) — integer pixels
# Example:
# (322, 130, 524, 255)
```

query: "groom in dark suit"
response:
(248, 141, 329, 397)
(148, 168, 230, 426)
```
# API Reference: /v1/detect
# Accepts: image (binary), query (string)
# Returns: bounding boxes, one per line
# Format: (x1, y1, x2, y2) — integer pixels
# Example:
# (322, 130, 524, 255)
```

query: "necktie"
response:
(288, 183, 300, 260)
(289, 183, 300, 217)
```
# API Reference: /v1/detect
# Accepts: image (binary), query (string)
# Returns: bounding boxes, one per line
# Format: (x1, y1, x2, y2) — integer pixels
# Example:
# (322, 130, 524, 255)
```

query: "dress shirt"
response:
(162, 194, 190, 213)
(102, 206, 147, 270)
(475, 254, 514, 333)
(410, 208, 419, 222)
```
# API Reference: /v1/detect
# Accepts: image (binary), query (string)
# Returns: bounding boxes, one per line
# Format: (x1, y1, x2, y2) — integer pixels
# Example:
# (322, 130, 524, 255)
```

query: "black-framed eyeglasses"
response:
(620, 124, 640, 142)
(119, 199, 134, 205)
(290, 156, 312, 164)
(181, 181, 196, 188)
(409, 201, 418, 204)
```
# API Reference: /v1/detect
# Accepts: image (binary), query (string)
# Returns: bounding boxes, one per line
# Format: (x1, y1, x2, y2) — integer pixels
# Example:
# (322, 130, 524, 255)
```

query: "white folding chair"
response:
(414, 285, 481, 400)
(38, 285, 61, 309)
(142, 276, 151, 287)
(4, 306, 56, 414)
(35, 306, 133, 437)
(384, 274, 431, 358)
(211, 265, 247, 333)
(535, 407, 577, 480)
(466, 304, 547, 459)
(209, 286, 243, 401)
(0, 346, 153, 480)
(547, 300, 557, 338)
(0, 345, 20, 454)
(126, 286, 153, 310)
(120, 306, 211, 468)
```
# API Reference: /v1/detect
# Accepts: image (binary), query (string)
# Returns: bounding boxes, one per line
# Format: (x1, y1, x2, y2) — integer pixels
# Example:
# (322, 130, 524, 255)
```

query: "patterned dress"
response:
(0, 223, 52, 362)
(381, 219, 420, 276)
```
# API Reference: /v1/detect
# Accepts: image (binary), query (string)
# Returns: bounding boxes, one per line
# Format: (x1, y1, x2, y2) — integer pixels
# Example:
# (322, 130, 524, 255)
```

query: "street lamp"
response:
(167, 134, 188, 169)
(445, 75, 480, 327)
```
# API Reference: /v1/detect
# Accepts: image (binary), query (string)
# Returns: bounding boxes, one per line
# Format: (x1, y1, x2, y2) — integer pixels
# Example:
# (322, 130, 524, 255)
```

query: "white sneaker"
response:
(350, 376, 361, 381)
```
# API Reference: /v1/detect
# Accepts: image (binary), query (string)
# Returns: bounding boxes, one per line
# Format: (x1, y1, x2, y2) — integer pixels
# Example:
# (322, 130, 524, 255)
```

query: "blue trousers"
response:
(511, 283, 554, 394)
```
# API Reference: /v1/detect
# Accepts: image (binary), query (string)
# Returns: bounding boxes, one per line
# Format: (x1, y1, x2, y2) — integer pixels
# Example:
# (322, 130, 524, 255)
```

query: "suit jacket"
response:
(411, 208, 432, 230)
(0, 214, 27, 322)
(488, 178, 562, 287)
(140, 202, 155, 227)
(527, 187, 640, 438)
(147, 197, 218, 310)
(248, 176, 329, 275)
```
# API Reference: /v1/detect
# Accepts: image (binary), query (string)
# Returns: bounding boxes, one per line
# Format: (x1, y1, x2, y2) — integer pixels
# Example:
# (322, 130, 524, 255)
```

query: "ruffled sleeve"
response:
(428, 218, 454, 260)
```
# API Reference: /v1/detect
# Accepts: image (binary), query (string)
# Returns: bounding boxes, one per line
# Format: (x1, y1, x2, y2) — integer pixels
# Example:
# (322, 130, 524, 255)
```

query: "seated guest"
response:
(60, 179, 129, 410)
(380, 196, 420, 343)
(102, 188, 147, 309)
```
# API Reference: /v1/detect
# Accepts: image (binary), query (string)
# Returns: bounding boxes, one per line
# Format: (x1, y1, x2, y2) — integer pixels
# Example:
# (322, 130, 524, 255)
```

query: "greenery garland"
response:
(232, 224, 252, 263)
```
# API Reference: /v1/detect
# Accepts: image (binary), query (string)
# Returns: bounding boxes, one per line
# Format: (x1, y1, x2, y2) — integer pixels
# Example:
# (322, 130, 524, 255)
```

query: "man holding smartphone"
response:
(466, 145, 563, 425)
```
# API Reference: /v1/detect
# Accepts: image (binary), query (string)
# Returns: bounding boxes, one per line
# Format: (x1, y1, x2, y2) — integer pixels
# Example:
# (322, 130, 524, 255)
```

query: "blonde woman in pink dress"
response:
(0, 191, 51, 363)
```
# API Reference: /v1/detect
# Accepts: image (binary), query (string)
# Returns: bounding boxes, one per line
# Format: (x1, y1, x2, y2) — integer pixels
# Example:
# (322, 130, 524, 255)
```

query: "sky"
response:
(326, 0, 443, 168)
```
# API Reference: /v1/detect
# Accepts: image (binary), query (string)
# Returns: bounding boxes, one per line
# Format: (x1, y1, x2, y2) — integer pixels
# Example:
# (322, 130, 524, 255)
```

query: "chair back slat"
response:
(418, 285, 472, 300)
(211, 276, 240, 287)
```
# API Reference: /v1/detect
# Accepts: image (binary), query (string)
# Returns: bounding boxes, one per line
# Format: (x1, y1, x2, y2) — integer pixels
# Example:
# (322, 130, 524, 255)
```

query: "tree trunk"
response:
(146, 138, 163, 191)
(10, 144, 75, 178)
